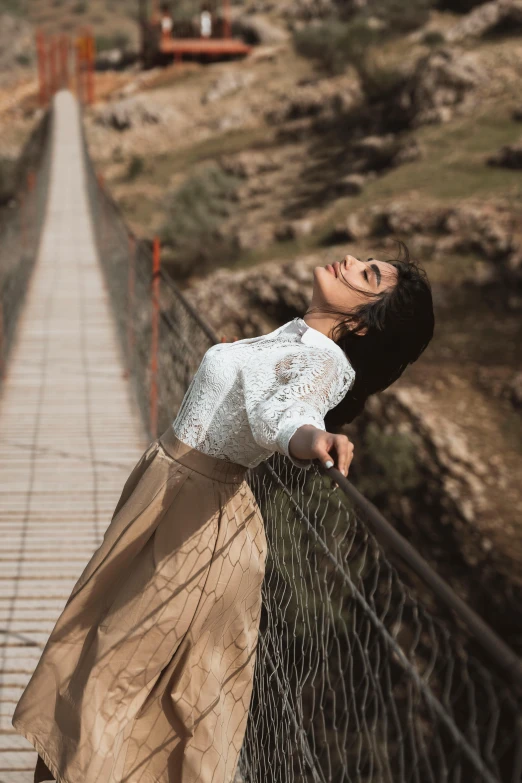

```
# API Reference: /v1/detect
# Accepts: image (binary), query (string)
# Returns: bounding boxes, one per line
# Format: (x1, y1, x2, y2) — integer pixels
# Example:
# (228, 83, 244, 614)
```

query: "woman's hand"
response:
(289, 424, 354, 478)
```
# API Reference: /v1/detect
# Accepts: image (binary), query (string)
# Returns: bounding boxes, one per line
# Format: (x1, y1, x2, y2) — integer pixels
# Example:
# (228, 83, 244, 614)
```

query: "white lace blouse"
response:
(171, 316, 356, 470)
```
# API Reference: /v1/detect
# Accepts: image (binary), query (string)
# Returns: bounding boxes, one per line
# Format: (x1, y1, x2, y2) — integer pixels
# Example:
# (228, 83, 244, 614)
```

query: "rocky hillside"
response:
(1, 0, 522, 654)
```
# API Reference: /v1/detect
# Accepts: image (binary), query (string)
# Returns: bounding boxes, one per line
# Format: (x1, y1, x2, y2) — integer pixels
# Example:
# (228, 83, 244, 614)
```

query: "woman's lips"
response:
(325, 264, 336, 277)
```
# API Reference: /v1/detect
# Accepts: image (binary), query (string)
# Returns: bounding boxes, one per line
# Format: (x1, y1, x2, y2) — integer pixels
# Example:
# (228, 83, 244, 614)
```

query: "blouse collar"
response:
(292, 317, 351, 365)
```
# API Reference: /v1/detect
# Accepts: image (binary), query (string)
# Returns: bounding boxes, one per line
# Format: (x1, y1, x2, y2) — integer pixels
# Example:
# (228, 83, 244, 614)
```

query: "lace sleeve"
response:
(241, 346, 354, 469)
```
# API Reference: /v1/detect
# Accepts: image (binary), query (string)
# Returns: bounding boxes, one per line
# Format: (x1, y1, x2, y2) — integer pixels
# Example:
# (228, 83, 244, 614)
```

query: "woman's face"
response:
(312, 254, 397, 312)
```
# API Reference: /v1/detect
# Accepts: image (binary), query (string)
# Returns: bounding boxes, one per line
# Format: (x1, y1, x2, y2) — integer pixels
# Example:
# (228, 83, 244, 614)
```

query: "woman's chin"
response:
(313, 265, 330, 281)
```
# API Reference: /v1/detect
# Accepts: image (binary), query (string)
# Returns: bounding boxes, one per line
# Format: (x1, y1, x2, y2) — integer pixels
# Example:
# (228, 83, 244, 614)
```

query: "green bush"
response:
(293, 0, 434, 75)
(294, 17, 409, 105)
(95, 31, 131, 52)
(293, 18, 380, 76)
(368, 0, 433, 34)
(1, 0, 27, 15)
(160, 163, 241, 277)
(0, 157, 16, 208)
(422, 30, 446, 46)
(15, 52, 32, 67)
(356, 51, 409, 104)
(125, 154, 144, 181)
(356, 422, 422, 498)
(437, 0, 486, 11)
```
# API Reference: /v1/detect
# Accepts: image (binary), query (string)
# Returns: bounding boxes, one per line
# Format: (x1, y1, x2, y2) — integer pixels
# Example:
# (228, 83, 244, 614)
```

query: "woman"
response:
(200, 7, 212, 39)
(12, 242, 434, 783)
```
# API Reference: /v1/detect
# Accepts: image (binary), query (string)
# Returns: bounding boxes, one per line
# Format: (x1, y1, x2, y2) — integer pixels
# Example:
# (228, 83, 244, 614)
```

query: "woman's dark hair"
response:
(313, 240, 435, 432)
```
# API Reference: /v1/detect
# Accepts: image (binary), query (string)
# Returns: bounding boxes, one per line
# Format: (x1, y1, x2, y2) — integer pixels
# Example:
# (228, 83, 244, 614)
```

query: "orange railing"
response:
(36, 28, 96, 108)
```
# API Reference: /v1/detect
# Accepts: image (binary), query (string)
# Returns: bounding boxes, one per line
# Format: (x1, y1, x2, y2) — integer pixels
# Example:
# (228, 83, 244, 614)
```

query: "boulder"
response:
(277, 0, 361, 21)
(507, 372, 522, 408)
(506, 250, 522, 283)
(274, 218, 315, 241)
(397, 47, 486, 128)
(220, 150, 281, 178)
(507, 250, 522, 274)
(182, 252, 319, 334)
(202, 69, 255, 104)
(486, 142, 522, 169)
(0, 13, 35, 86)
(444, 0, 522, 43)
(213, 106, 255, 132)
(439, 204, 516, 260)
(368, 201, 443, 236)
(343, 212, 373, 241)
(393, 137, 423, 165)
(323, 212, 372, 244)
(94, 96, 167, 131)
(235, 223, 277, 251)
(232, 13, 289, 44)
(351, 134, 398, 169)
(266, 79, 363, 125)
(472, 259, 498, 285)
(350, 134, 422, 172)
(334, 173, 367, 196)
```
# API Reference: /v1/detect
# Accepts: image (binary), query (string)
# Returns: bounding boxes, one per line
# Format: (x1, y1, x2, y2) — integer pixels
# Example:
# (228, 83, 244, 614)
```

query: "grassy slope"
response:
(96, 31, 522, 259)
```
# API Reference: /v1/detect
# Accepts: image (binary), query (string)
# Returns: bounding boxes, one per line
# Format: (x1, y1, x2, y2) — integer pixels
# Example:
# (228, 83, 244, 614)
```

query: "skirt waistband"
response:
(158, 426, 249, 484)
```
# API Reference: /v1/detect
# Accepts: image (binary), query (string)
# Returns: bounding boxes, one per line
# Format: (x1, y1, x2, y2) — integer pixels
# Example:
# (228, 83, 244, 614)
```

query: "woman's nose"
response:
(344, 254, 359, 267)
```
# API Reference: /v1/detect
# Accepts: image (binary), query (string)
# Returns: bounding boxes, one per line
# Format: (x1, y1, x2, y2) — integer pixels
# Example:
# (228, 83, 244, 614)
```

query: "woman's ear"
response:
(345, 313, 367, 337)
(351, 320, 367, 337)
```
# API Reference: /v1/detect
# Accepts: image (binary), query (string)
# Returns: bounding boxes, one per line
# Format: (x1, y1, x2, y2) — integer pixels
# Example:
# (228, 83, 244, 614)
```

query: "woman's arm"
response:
(289, 424, 354, 476)
(241, 346, 354, 471)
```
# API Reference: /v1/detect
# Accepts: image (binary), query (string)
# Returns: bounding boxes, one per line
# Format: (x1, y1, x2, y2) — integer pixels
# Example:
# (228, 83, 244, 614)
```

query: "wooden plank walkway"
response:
(0, 90, 149, 782)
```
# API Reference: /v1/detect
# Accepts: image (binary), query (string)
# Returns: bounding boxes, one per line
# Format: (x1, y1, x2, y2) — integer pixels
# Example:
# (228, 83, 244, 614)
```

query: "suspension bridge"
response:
(0, 88, 521, 783)
(0, 91, 148, 781)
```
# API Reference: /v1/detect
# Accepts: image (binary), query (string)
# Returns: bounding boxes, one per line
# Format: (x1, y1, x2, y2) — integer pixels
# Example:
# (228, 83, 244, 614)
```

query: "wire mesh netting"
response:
(0, 109, 53, 386)
(76, 108, 522, 783)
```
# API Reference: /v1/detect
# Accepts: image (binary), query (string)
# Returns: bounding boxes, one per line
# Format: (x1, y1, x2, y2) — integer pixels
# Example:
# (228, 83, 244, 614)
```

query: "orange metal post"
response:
(223, 0, 231, 38)
(126, 234, 136, 377)
(36, 30, 47, 107)
(150, 237, 161, 439)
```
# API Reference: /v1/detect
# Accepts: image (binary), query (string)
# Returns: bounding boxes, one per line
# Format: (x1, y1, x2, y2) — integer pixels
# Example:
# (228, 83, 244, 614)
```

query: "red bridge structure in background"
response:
(139, 0, 252, 66)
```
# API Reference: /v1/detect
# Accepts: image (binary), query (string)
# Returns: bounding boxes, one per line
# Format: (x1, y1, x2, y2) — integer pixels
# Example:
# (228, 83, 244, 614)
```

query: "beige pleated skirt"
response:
(11, 426, 267, 783)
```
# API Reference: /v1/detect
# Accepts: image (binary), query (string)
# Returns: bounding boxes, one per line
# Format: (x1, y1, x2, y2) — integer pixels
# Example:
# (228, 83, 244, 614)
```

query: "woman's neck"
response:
(302, 312, 337, 341)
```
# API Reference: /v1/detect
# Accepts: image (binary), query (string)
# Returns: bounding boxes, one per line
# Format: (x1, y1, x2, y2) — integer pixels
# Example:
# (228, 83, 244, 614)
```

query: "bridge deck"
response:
(159, 36, 252, 56)
(0, 90, 149, 782)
